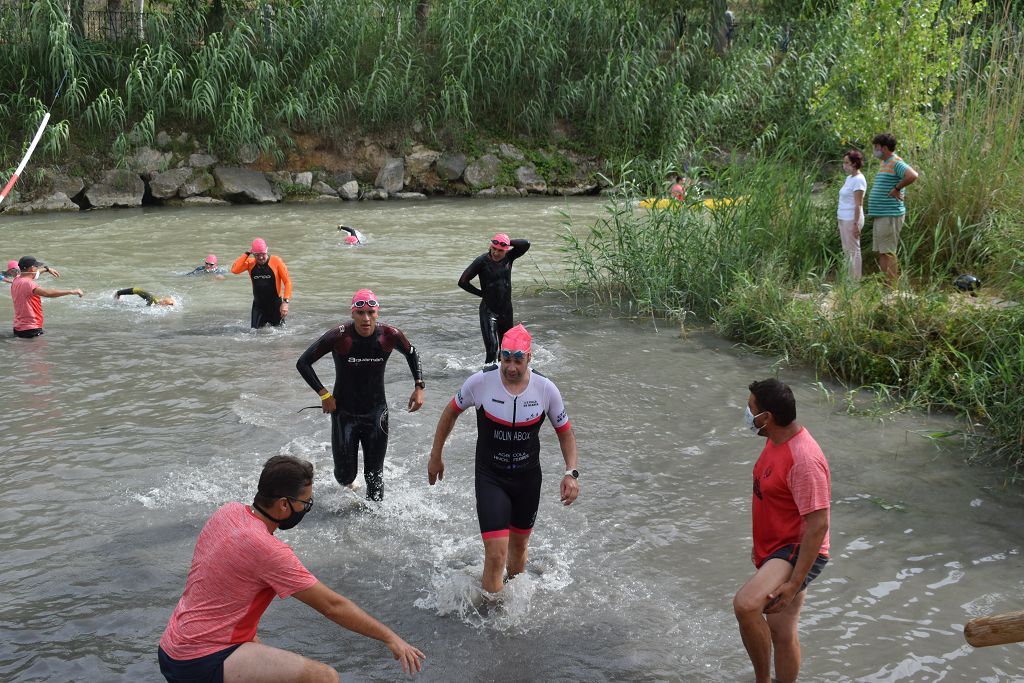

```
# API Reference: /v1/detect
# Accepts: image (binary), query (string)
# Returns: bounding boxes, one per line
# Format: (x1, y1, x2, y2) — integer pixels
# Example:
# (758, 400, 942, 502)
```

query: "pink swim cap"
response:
(345, 235, 359, 245)
(206, 254, 218, 265)
(501, 324, 532, 353)
(351, 288, 379, 309)
(6, 260, 18, 271)
(251, 238, 268, 254)
(490, 233, 512, 250)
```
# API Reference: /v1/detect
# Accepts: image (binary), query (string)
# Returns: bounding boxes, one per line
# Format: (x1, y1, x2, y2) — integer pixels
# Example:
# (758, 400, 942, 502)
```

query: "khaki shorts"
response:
(872, 215, 904, 254)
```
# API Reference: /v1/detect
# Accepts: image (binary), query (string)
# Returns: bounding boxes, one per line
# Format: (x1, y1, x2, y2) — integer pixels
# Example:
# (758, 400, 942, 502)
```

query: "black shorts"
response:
(765, 543, 829, 592)
(158, 644, 242, 683)
(475, 467, 542, 538)
(13, 328, 44, 338)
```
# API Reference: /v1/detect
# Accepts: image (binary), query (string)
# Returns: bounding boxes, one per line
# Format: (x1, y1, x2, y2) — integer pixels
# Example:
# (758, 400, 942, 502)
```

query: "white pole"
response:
(0, 112, 51, 207)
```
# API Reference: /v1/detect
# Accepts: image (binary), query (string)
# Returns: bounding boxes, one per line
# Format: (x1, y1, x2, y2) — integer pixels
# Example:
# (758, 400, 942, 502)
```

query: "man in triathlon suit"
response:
(10, 256, 82, 338)
(114, 287, 176, 306)
(187, 254, 227, 278)
(231, 238, 292, 328)
(734, 378, 831, 683)
(296, 289, 425, 501)
(158, 455, 425, 683)
(427, 324, 579, 593)
(458, 232, 530, 364)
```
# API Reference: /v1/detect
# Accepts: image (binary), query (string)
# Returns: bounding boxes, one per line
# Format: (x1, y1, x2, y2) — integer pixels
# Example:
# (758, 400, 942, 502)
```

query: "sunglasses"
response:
(286, 495, 314, 512)
(491, 239, 510, 248)
(352, 299, 379, 309)
(500, 349, 527, 360)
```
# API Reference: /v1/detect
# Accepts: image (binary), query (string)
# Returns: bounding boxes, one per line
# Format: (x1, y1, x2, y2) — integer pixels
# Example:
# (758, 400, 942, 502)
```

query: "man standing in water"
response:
(10, 256, 82, 338)
(867, 132, 919, 286)
(158, 455, 425, 682)
(231, 238, 292, 328)
(427, 324, 579, 593)
(296, 289, 424, 501)
(734, 378, 831, 683)
(458, 232, 530, 364)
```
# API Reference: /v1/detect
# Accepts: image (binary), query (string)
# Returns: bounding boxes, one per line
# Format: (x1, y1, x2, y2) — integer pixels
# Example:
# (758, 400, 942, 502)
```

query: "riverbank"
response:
(0, 130, 611, 215)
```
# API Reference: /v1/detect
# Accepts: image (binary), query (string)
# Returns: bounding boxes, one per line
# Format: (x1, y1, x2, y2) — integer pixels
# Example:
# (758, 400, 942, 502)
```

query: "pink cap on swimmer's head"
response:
(490, 233, 512, 250)
(501, 324, 532, 353)
(351, 288, 379, 310)
(251, 238, 268, 254)
(6, 260, 18, 271)
(345, 235, 359, 245)
(206, 254, 218, 266)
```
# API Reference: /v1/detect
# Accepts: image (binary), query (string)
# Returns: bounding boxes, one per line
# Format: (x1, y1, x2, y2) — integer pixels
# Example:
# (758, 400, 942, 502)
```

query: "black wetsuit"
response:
(295, 322, 423, 501)
(458, 239, 530, 363)
(115, 287, 159, 305)
(250, 261, 282, 328)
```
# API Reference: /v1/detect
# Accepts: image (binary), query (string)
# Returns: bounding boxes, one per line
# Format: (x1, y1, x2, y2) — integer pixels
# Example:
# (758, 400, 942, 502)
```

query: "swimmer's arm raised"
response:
(293, 582, 425, 674)
(508, 238, 531, 260)
(229, 252, 252, 274)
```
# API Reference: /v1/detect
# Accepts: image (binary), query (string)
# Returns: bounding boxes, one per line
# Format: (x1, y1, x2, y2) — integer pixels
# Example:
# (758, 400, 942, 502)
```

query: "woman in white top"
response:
(837, 149, 867, 281)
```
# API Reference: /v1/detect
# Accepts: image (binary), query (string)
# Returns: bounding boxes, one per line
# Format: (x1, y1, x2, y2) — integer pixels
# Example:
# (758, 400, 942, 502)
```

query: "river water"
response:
(1, 198, 1022, 682)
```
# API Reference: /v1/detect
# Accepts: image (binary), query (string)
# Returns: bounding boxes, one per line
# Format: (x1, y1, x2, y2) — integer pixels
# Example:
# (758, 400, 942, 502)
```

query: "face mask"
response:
(744, 406, 768, 435)
(873, 149, 884, 159)
(254, 501, 308, 530)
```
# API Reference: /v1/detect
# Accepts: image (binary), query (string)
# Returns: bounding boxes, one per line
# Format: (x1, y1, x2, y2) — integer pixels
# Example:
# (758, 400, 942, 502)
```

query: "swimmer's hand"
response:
(320, 394, 336, 414)
(559, 475, 579, 506)
(407, 386, 424, 412)
(386, 636, 425, 675)
(427, 454, 444, 485)
(113, 292, 120, 300)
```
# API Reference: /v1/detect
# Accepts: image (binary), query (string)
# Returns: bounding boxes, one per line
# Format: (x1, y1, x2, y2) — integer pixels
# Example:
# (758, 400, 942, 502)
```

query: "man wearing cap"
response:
(458, 233, 531, 364)
(296, 289, 425, 501)
(10, 256, 83, 338)
(3, 258, 61, 285)
(158, 455, 425, 682)
(231, 239, 292, 328)
(427, 324, 579, 593)
(187, 254, 227, 279)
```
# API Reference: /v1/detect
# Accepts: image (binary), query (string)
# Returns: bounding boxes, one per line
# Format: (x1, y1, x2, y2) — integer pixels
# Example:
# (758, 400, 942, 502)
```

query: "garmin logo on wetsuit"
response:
(348, 357, 385, 363)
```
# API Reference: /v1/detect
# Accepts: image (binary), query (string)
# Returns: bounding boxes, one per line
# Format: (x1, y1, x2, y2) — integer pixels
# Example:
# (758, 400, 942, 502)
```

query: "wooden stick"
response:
(965, 610, 1024, 647)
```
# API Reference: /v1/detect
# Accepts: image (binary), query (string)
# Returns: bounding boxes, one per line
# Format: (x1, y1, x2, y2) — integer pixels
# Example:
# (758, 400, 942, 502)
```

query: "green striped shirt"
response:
(867, 155, 909, 217)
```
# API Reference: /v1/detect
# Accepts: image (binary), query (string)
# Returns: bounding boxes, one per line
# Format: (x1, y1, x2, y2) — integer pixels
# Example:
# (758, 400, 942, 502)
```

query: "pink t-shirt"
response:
(11, 277, 43, 331)
(751, 427, 831, 567)
(159, 502, 318, 660)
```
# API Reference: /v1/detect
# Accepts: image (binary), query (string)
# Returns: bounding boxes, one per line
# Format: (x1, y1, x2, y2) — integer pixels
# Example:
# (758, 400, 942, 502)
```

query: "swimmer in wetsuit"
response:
(186, 254, 227, 278)
(230, 238, 292, 328)
(338, 225, 365, 246)
(458, 232, 530, 364)
(427, 324, 580, 593)
(114, 288, 176, 306)
(295, 289, 425, 501)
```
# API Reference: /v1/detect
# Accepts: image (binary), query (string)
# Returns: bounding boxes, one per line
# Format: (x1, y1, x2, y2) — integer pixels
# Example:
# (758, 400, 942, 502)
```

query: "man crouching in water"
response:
(158, 455, 425, 682)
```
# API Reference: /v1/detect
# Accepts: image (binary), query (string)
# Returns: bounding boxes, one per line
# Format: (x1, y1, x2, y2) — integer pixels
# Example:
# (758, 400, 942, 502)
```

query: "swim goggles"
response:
(491, 239, 510, 248)
(352, 299, 379, 309)
(500, 349, 526, 360)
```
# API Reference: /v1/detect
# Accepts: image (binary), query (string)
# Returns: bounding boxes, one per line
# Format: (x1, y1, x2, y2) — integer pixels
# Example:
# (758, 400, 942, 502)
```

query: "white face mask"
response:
(873, 149, 884, 159)
(744, 406, 768, 435)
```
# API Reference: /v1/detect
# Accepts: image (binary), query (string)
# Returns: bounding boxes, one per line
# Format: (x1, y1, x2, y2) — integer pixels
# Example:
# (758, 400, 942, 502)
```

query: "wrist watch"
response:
(564, 469, 579, 479)
(282, 298, 290, 303)
(415, 380, 426, 389)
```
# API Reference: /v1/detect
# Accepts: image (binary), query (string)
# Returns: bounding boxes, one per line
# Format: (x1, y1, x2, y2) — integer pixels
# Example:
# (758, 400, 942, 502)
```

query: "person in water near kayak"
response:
(734, 378, 831, 683)
(231, 238, 292, 328)
(295, 289, 425, 501)
(114, 288, 176, 306)
(458, 232, 530, 365)
(427, 324, 580, 593)
(158, 455, 425, 683)
(187, 254, 227, 278)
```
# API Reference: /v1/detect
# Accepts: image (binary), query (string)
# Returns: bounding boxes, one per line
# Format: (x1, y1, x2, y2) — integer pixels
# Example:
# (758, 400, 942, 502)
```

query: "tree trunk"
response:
(710, 0, 728, 55)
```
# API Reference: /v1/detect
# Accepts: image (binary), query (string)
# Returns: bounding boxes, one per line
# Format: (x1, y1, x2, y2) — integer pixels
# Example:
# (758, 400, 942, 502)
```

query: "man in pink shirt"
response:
(733, 378, 831, 683)
(159, 455, 425, 682)
(10, 256, 82, 338)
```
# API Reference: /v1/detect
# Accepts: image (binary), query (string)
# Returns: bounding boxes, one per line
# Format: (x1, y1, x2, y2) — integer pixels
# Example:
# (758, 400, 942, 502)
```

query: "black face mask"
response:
(254, 501, 308, 530)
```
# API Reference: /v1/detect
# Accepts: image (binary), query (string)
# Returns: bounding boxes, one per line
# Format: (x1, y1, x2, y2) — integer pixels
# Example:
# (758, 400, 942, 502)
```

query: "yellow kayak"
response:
(639, 196, 747, 210)
(638, 197, 679, 209)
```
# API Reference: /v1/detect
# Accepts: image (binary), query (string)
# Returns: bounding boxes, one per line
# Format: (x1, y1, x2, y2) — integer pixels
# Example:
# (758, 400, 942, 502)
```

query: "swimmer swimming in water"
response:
(338, 225, 365, 246)
(114, 288, 176, 306)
